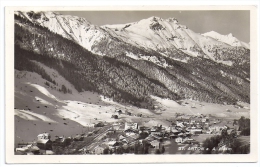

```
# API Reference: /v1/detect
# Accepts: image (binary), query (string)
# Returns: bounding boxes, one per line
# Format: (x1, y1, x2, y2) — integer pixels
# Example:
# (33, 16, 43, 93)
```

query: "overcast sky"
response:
(58, 11, 250, 43)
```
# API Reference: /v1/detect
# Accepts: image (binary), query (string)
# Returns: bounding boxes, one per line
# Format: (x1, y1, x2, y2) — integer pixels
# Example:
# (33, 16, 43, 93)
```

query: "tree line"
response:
(15, 13, 250, 106)
(15, 16, 179, 107)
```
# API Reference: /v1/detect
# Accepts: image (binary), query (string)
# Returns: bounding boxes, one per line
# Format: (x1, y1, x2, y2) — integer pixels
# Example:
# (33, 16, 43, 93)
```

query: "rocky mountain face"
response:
(14, 11, 250, 107)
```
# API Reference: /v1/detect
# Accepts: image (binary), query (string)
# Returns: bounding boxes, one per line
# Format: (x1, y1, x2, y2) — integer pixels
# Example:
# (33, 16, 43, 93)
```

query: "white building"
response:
(177, 122, 185, 128)
(190, 129, 202, 134)
(37, 133, 51, 140)
(124, 122, 138, 131)
(175, 137, 183, 143)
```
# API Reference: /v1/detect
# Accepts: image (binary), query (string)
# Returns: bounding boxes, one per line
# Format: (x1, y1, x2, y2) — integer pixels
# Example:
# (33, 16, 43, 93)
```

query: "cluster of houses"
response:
(15, 132, 86, 155)
(15, 132, 53, 155)
(90, 122, 162, 154)
(90, 114, 238, 154)
(15, 111, 239, 155)
(170, 114, 238, 144)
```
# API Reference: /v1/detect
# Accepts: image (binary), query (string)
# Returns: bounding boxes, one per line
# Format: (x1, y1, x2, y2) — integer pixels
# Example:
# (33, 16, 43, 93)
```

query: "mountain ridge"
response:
(15, 11, 249, 65)
(14, 11, 250, 107)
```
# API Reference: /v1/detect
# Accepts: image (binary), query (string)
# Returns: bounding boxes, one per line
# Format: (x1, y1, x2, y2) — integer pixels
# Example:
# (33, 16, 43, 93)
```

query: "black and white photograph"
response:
(4, 5, 259, 164)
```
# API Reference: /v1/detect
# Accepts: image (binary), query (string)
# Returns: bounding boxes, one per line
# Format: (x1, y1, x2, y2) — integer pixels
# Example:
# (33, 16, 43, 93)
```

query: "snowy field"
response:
(14, 68, 250, 146)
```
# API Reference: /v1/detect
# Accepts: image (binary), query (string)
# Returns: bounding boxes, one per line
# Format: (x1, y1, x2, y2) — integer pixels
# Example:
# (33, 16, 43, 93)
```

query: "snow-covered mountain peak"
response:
(16, 11, 92, 26)
(101, 16, 249, 61)
(148, 16, 162, 21)
(203, 31, 221, 37)
(15, 11, 108, 54)
(141, 16, 180, 25)
(227, 33, 233, 37)
(202, 31, 249, 49)
(15, 11, 250, 65)
(203, 31, 234, 38)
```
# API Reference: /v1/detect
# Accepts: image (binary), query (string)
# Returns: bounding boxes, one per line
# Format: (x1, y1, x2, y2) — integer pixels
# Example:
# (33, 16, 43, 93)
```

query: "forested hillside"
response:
(14, 13, 250, 107)
(15, 15, 180, 108)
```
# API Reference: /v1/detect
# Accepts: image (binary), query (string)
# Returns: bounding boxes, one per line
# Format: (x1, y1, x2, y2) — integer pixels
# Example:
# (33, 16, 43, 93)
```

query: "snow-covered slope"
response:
(202, 31, 250, 49)
(15, 11, 109, 55)
(15, 11, 250, 65)
(103, 16, 235, 59)
(103, 16, 251, 62)
(14, 69, 250, 145)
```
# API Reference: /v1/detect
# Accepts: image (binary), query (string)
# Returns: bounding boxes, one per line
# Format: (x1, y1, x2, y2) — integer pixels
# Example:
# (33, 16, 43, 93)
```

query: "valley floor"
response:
(14, 70, 250, 153)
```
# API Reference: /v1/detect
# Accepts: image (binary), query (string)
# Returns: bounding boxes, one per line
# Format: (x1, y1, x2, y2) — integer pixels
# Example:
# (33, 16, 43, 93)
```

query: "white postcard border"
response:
(5, 5, 258, 163)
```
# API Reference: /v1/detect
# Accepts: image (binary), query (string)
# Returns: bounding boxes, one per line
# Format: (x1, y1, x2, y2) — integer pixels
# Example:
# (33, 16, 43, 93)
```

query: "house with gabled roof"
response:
(175, 137, 183, 143)
(124, 122, 138, 131)
(94, 144, 109, 155)
(36, 133, 52, 150)
(36, 139, 52, 150)
(37, 132, 51, 140)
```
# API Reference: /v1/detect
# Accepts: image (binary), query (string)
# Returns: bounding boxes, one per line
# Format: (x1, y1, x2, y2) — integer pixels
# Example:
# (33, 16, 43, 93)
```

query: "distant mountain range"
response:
(14, 11, 250, 107)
